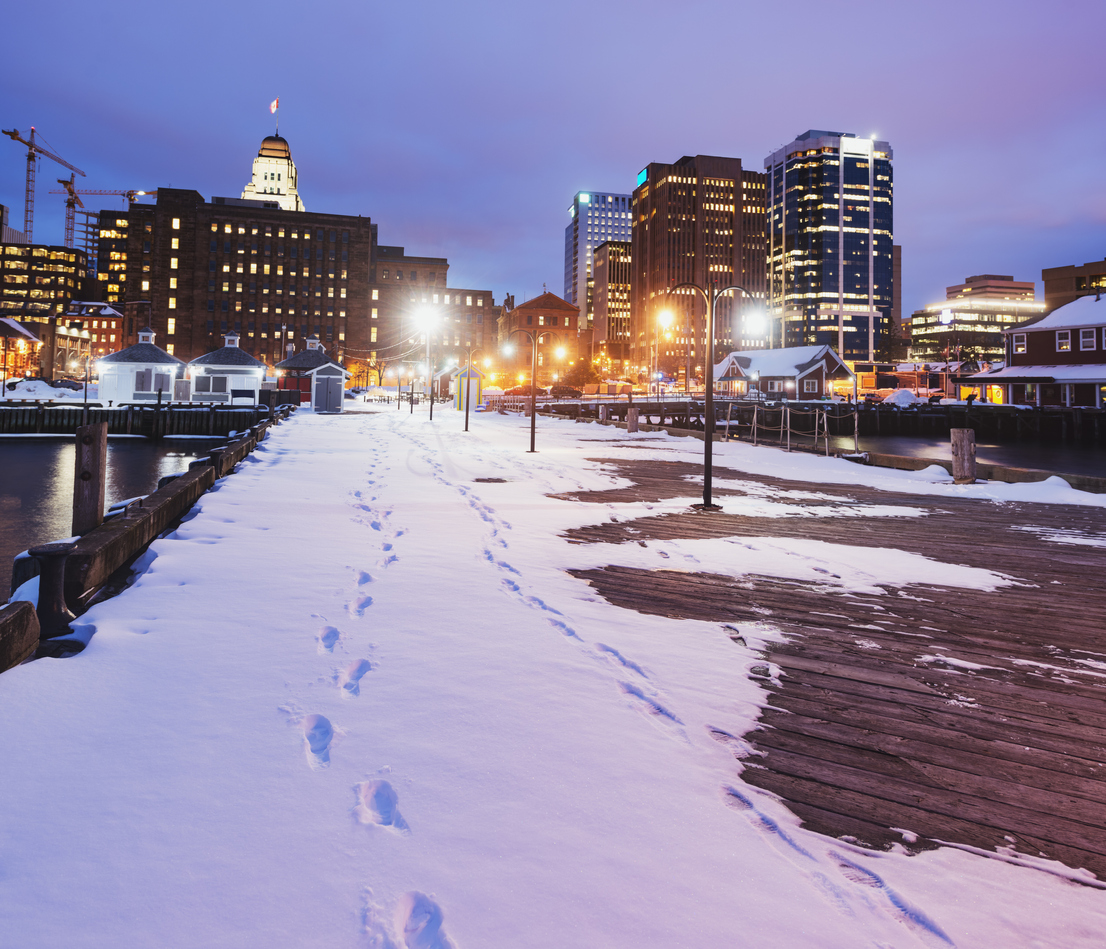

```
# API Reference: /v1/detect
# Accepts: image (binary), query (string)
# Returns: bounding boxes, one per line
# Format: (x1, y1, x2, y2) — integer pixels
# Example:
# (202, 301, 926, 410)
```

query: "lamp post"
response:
(665, 281, 753, 512)
(461, 346, 485, 433)
(653, 310, 673, 400)
(415, 309, 440, 421)
(505, 329, 561, 453)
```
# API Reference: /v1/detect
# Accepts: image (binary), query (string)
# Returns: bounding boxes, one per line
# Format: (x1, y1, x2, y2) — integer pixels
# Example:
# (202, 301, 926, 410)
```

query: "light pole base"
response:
(691, 503, 724, 513)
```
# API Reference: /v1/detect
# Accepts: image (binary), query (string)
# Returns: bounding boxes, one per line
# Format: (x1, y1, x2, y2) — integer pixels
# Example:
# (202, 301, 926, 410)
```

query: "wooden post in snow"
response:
(951, 428, 977, 484)
(72, 422, 107, 536)
(626, 407, 639, 432)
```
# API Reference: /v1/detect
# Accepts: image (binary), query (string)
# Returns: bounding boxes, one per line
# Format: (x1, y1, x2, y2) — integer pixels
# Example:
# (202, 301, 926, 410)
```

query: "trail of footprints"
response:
(282, 453, 455, 949)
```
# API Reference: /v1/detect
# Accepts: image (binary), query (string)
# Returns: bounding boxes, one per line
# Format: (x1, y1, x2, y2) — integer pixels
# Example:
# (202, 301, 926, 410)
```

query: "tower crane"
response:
(2, 127, 85, 243)
(49, 179, 158, 248)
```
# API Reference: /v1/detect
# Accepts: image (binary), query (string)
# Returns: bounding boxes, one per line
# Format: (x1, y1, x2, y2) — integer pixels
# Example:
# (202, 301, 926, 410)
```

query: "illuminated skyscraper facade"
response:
(563, 191, 632, 330)
(629, 155, 767, 382)
(765, 131, 893, 361)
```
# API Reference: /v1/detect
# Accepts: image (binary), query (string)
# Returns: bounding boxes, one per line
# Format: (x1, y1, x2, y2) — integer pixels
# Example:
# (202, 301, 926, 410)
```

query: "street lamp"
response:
(654, 310, 673, 399)
(504, 329, 561, 453)
(665, 281, 754, 512)
(461, 345, 485, 433)
(418, 308, 439, 420)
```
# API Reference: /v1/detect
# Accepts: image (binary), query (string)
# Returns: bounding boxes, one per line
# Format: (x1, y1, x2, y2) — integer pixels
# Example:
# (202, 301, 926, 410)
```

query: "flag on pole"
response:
(270, 98, 279, 114)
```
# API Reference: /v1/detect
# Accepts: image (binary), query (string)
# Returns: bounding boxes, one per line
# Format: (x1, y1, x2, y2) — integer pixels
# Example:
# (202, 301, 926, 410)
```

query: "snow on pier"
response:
(1, 405, 1105, 947)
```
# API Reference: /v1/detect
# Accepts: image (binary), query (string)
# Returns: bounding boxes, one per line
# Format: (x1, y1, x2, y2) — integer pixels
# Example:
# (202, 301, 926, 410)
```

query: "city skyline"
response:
(3, 0, 1103, 321)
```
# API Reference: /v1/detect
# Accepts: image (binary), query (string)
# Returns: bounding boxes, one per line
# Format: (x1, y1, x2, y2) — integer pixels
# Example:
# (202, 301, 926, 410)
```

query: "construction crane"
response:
(2, 127, 85, 243)
(49, 179, 158, 248)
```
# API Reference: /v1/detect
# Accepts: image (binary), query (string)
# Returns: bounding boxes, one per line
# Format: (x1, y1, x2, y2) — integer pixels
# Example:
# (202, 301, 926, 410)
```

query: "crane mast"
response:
(2, 127, 86, 243)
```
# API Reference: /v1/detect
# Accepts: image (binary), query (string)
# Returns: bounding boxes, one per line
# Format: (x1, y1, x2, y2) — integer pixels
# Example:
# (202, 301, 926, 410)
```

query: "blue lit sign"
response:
(636, 168, 648, 187)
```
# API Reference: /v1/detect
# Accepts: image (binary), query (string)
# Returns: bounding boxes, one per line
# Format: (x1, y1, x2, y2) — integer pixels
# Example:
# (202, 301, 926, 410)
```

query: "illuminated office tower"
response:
(563, 191, 632, 330)
(765, 130, 893, 361)
(629, 155, 767, 381)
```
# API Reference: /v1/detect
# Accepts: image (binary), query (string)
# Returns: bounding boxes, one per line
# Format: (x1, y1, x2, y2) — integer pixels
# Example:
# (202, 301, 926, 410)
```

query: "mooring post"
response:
(28, 542, 77, 639)
(627, 407, 639, 433)
(951, 427, 977, 484)
(72, 422, 108, 536)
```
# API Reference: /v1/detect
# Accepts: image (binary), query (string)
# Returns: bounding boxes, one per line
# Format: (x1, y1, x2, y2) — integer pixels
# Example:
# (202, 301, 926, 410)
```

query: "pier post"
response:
(951, 428, 977, 484)
(627, 407, 639, 433)
(72, 422, 108, 536)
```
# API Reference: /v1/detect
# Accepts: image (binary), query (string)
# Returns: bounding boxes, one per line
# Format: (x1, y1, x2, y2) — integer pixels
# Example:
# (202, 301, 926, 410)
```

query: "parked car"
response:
(51, 379, 83, 391)
(548, 385, 582, 399)
(505, 385, 549, 397)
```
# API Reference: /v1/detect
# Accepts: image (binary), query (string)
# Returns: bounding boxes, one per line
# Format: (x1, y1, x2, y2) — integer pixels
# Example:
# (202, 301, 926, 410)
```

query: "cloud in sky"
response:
(3, 0, 1103, 311)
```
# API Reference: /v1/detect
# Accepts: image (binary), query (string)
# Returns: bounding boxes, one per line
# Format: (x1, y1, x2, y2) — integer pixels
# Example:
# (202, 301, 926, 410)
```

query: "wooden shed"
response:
(187, 333, 267, 405)
(276, 336, 350, 413)
(96, 328, 184, 405)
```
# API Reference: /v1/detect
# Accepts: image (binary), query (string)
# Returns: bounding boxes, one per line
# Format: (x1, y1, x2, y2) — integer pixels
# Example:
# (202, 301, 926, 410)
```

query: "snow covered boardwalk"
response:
(2, 406, 1105, 948)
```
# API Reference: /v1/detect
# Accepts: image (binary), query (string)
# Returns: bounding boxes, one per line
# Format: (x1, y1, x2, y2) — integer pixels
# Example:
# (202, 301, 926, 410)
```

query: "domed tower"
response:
(241, 135, 306, 211)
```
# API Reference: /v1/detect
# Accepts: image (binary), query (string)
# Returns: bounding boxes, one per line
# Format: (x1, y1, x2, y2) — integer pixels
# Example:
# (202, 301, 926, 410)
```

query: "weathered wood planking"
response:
(562, 455, 1106, 877)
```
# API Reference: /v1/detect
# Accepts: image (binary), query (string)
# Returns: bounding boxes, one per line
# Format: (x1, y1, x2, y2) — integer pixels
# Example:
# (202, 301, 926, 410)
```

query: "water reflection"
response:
(1, 437, 218, 601)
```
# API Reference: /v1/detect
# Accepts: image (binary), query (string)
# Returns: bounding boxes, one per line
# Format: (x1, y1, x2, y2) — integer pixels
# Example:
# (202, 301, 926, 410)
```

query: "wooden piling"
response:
(951, 427, 976, 484)
(72, 422, 108, 536)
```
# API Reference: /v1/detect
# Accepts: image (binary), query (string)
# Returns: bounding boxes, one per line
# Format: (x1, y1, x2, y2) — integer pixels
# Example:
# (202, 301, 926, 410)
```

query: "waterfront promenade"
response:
(2, 405, 1104, 947)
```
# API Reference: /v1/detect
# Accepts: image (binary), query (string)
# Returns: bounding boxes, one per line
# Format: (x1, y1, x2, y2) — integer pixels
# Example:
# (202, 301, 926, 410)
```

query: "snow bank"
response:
(882, 388, 920, 406)
(3, 379, 99, 401)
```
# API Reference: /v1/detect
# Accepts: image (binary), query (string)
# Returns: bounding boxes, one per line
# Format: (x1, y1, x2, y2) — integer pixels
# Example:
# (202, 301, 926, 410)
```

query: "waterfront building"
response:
(765, 130, 893, 362)
(630, 155, 768, 386)
(497, 291, 579, 387)
(592, 240, 631, 375)
(95, 134, 497, 384)
(969, 294, 1106, 406)
(96, 327, 184, 405)
(908, 274, 1044, 363)
(0, 317, 42, 384)
(564, 191, 632, 332)
(713, 344, 854, 399)
(0, 242, 89, 317)
(64, 302, 124, 356)
(1042, 257, 1106, 310)
(186, 331, 267, 404)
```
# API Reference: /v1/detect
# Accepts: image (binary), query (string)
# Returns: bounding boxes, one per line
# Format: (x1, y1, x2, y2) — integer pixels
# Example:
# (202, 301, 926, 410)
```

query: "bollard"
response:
(598, 405, 609, 423)
(951, 428, 977, 483)
(28, 542, 77, 639)
(209, 447, 227, 478)
(627, 407, 639, 433)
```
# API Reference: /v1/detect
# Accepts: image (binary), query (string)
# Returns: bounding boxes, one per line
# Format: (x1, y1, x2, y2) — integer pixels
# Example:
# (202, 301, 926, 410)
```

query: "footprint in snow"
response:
(339, 659, 372, 697)
(356, 570, 374, 586)
(348, 594, 373, 616)
(354, 779, 410, 832)
(302, 714, 333, 768)
(395, 892, 454, 949)
(317, 625, 341, 654)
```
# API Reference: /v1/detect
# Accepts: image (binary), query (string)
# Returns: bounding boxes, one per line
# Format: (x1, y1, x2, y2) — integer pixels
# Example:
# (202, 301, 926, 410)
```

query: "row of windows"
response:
(1020, 328, 1106, 353)
(210, 223, 350, 242)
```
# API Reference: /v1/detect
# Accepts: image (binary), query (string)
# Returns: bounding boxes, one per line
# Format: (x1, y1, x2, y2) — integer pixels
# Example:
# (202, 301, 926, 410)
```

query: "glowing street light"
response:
(417, 307, 439, 420)
(654, 310, 674, 399)
(665, 281, 755, 512)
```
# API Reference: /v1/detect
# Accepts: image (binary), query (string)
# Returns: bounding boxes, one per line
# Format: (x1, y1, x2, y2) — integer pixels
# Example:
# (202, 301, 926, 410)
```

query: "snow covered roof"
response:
(277, 348, 335, 370)
(98, 342, 183, 366)
(715, 345, 853, 380)
(190, 346, 267, 368)
(0, 317, 40, 342)
(968, 364, 1106, 383)
(1007, 293, 1106, 333)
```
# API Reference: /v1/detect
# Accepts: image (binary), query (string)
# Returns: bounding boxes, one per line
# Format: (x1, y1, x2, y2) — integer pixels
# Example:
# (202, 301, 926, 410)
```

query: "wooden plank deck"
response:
(560, 455, 1106, 877)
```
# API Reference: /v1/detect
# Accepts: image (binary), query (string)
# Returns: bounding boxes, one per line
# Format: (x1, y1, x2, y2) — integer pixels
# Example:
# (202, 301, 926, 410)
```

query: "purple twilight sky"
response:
(4, 0, 1104, 315)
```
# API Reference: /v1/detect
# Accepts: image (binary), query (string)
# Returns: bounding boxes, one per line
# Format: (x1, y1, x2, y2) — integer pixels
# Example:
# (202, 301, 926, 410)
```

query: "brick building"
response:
(497, 291, 579, 387)
(592, 240, 631, 375)
(630, 155, 768, 386)
(94, 135, 497, 379)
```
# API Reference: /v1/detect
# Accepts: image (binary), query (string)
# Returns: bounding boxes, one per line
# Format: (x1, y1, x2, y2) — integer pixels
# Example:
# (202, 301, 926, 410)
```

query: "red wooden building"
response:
(969, 294, 1106, 406)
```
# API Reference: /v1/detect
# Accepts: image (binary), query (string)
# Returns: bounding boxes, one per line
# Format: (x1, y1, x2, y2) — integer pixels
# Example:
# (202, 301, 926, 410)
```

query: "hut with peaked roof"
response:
(714, 345, 854, 399)
(187, 332, 267, 405)
(276, 335, 350, 412)
(96, 328, 184, 405)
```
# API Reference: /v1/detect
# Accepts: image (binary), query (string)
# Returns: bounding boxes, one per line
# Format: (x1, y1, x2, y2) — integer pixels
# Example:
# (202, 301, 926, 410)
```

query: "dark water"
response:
(822, 434, 1106, 479)
(0, 438, 219, 601)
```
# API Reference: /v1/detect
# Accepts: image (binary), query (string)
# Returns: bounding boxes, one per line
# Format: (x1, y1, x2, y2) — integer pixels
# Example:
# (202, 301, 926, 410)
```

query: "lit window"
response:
(224, 224, 231, 234)
(466, 295, 473, 305)
(171, 238, 179, 249)
(168, 297, 176, 309)
(169, 277, 177, 289)
(1056, 330, 1071, 352)
(167, 318, 176, 334)
(371, 327, 377, 342)
(371, 308, 378, 319)
(371, 289, 379, 300)
(170, 257, 178, 270)
(172, 218, 180, 230)
(340, 288, 346, 299)
(166, 343, 174, 355)
(141, 280, 150, 291)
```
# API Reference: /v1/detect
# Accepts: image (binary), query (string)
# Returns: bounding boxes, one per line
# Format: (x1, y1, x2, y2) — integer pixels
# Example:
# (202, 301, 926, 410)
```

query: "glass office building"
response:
(765, 131, 893, 362)
(563, 191, 632, 330)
